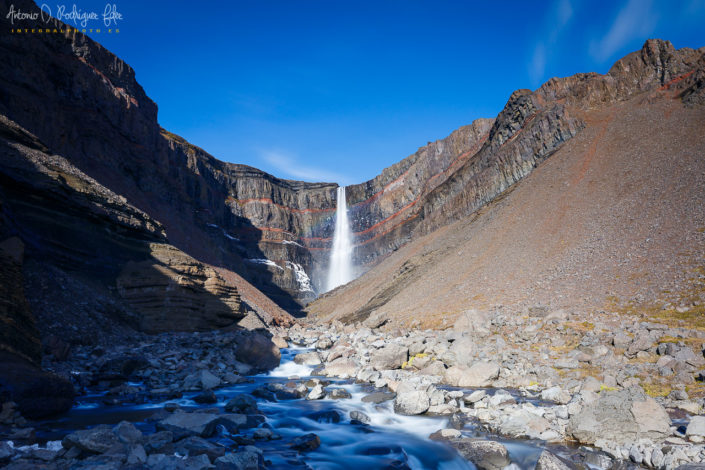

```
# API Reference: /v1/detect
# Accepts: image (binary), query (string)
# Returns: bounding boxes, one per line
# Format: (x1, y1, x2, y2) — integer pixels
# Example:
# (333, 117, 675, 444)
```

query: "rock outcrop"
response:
(117, 243, 243, 333)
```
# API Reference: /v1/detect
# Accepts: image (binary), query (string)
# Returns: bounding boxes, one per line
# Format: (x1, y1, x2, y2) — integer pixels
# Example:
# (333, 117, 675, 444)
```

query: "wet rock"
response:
(444, 361, 500, 387)
(193, 390, 217, 404)
(113, 421, 143, 444)
(235, 331, 281, 371)
(370, 344, 409, 370)
(567, 386, 671, 445)
(62, 424, 120, 453)
(394, 390, 430, 415)
(184, 369, 221, 391)
(350, 410, 371, 424)
(449, 438, 510, 470)
(174, 436, 226, 460)
(307, 410, 342, 423)
(294, 351, 322, 365)
(362, 391, 396, 404)
(328, 388, 352, 399)
(290, 433, 321, 452)
(214, 447, 263, 469)
(429, 428, 462, 440)
(156, 411, 221, 439)
(144, 431, 175, 454)
(225, 394, 258, 413)
(307, 384, 325, 400)
(536, 450, 571, 470)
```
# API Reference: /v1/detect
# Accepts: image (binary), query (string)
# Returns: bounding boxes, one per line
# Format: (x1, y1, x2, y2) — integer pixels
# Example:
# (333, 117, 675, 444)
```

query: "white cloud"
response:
(589, 0, 658, 63)
(528, 0, 575, 85)
(259, 149, 351, 185)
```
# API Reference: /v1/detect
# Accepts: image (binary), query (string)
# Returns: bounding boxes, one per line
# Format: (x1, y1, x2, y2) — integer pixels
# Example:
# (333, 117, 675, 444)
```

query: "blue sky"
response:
(80, 0, 705, 185)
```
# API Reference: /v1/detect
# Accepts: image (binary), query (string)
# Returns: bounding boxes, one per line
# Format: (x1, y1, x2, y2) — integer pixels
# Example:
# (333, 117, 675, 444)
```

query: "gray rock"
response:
(307, 384, 325, 400)
(294, 351, 322, 366)
(214, 448, 263, 470)
(113, 421, 143, 444)
(316, 337, 333, 350)
(464, 390, 487, 404)
(686, 416, 705, 438)
(499, 409, 551, 439)
(156, 411, 222, 439)
(323, 358, 358, 377)
(0, 441, 14, 462)
(449, 439, 510, 470)
(350, 410, 371, 424)
(290, 433, 321, 452)
(184, 369, 221, 391)
(361, 392, 396, 404)
(419, 360, 447, 376)
(126, 444, 147, 465)
(541, 386, 571, 404)
(444, 362, 500, 387)
(394, 390, 431, 415)
(370, 344, 409, 371)
(224, 394, 258, 413)
(62, 424, 119, 453)
(328, 388, 352, 399)
(447, 336, 476, 367)
(536, 450, 571, 470)
(567, 386, 671, 445)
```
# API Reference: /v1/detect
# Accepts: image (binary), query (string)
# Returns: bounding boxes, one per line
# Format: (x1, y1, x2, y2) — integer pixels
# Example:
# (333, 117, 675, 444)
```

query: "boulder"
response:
(686, 416, 705, 440)
(370, 344, 409, 370)
(62, 424, 120, 454)
(156, 412, 223, 439)
(294, 351, 322, 366)
(444, 362, 500, 387)
(447, 336, 476, 367)
(272, 336, 289, 349)
(394, 390, 430, 415)
(449, 439, 510, 470)
(306, 384, 325, 400)
(323, 358, 358, 377)
(499, 409, 551, 439)
(235, 331, 281, 371)
(214, 448, 263, 470)
(224, 394, 258, 414)
(290, 433, 321, 452)
(536, 450, 571, 470)
(567, 386, 671, 445)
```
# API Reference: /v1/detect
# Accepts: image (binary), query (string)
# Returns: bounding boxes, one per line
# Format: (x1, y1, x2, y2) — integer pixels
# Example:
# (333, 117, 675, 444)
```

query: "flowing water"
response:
(26, 347, 571, 470)
(326, 186, 354, 291)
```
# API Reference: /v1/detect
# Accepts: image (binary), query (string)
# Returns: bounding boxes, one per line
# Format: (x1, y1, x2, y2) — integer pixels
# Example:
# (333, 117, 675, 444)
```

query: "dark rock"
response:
(327, 388, 352, 399)
(62, 424, 120, 454)
(174, 436, 226, 460)
(448, 439, 510, 470)
(361, 392, 396, 404)
(225, 394, 258, 413)
(235, 331, 281, 371)
(349, 410, 371, 424)
(290, 433, 321, 452)
(307, 410, 342, 423)
(193, 390, 218, 404)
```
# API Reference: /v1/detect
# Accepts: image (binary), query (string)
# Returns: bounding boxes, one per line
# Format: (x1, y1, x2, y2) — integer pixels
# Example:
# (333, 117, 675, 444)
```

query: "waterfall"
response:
(326, 186, 354, 291)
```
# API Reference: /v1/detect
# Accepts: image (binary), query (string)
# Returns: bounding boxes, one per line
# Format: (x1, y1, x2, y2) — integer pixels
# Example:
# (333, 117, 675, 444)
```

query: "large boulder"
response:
(444, 361, 500, 387)
(235, 331, 281, 371)
(394, 390, 430, 415)
(448, 439, 510, 470)
(323, 358, 359, 378)
(62, 425, 120, 453)
(446, 336, 476, 367)
(567, 386, 671, 445)
(370, 344, 408, 370)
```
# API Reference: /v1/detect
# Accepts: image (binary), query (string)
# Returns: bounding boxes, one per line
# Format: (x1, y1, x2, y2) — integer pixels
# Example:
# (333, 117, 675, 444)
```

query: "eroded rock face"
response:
(117, 244, 243, 333)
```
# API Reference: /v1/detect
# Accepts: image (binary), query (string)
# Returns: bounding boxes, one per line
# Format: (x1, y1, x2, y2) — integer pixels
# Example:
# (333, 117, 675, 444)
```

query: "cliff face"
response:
(307, 40, 705, 326)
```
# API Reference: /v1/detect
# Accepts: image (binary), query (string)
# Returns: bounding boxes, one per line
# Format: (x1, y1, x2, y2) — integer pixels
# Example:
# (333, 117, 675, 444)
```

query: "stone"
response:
(394, 390, 431, 415)
(272, 336, 289, 349)
(350, 410, 371, 424)
(449, 439, 510, 470)
(193, 390, 217, 404)
(0, 441, 14, 462)
(541, 386, 571, 404)
(418, 361, 447, 376)
(429, 428, 463, 440)
(294, 351, 322, 366)
(214, 448, 263, 470)
(316, 337, 333, 350)
(499, 409, 551, 439)
(156, 412, 221, 439)
(184, 369, 221, 391)
(290, 433, 321, 452)
(370, 344, 409, 370)
(328, 388, 352, 399)
(143, 431, 175, 454)
(62, 424, 120, 453)
(113, 421, 143, 444)
(361, 392, 396, 404)
(464, 390, 487, 404)
(224, 394, 258, 413)
(306, 384, 325, 400)
(686, 416, 705, 439)
(567, 386, 671, 445)
(235, 331, 281, 371)
(536, 450, 571, 470)
(444, 362, 500, 387)
(174, 436, 226, 460)
(323, 358, 358, 377)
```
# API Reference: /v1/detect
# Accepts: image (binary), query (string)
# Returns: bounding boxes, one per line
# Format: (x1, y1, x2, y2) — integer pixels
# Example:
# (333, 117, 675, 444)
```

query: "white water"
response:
(326, 186, 354, 291)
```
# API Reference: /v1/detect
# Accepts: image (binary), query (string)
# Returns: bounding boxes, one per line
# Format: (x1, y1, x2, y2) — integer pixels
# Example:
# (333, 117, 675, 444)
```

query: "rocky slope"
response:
(307, 40, 705, 327)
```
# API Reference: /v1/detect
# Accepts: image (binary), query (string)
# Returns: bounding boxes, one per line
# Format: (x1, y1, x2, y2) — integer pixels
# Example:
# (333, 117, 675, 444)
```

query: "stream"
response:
(28, 345, 569, 469)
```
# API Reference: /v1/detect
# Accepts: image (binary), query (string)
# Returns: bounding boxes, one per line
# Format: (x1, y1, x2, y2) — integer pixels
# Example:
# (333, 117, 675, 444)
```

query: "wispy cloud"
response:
(589, 0, 658, 63)
(259, 149, 351, 185)
(528, 0, 575, 85)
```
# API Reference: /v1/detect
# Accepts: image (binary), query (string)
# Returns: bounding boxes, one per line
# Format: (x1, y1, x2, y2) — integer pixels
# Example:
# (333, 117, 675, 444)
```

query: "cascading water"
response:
(326, 186, 354, 291)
